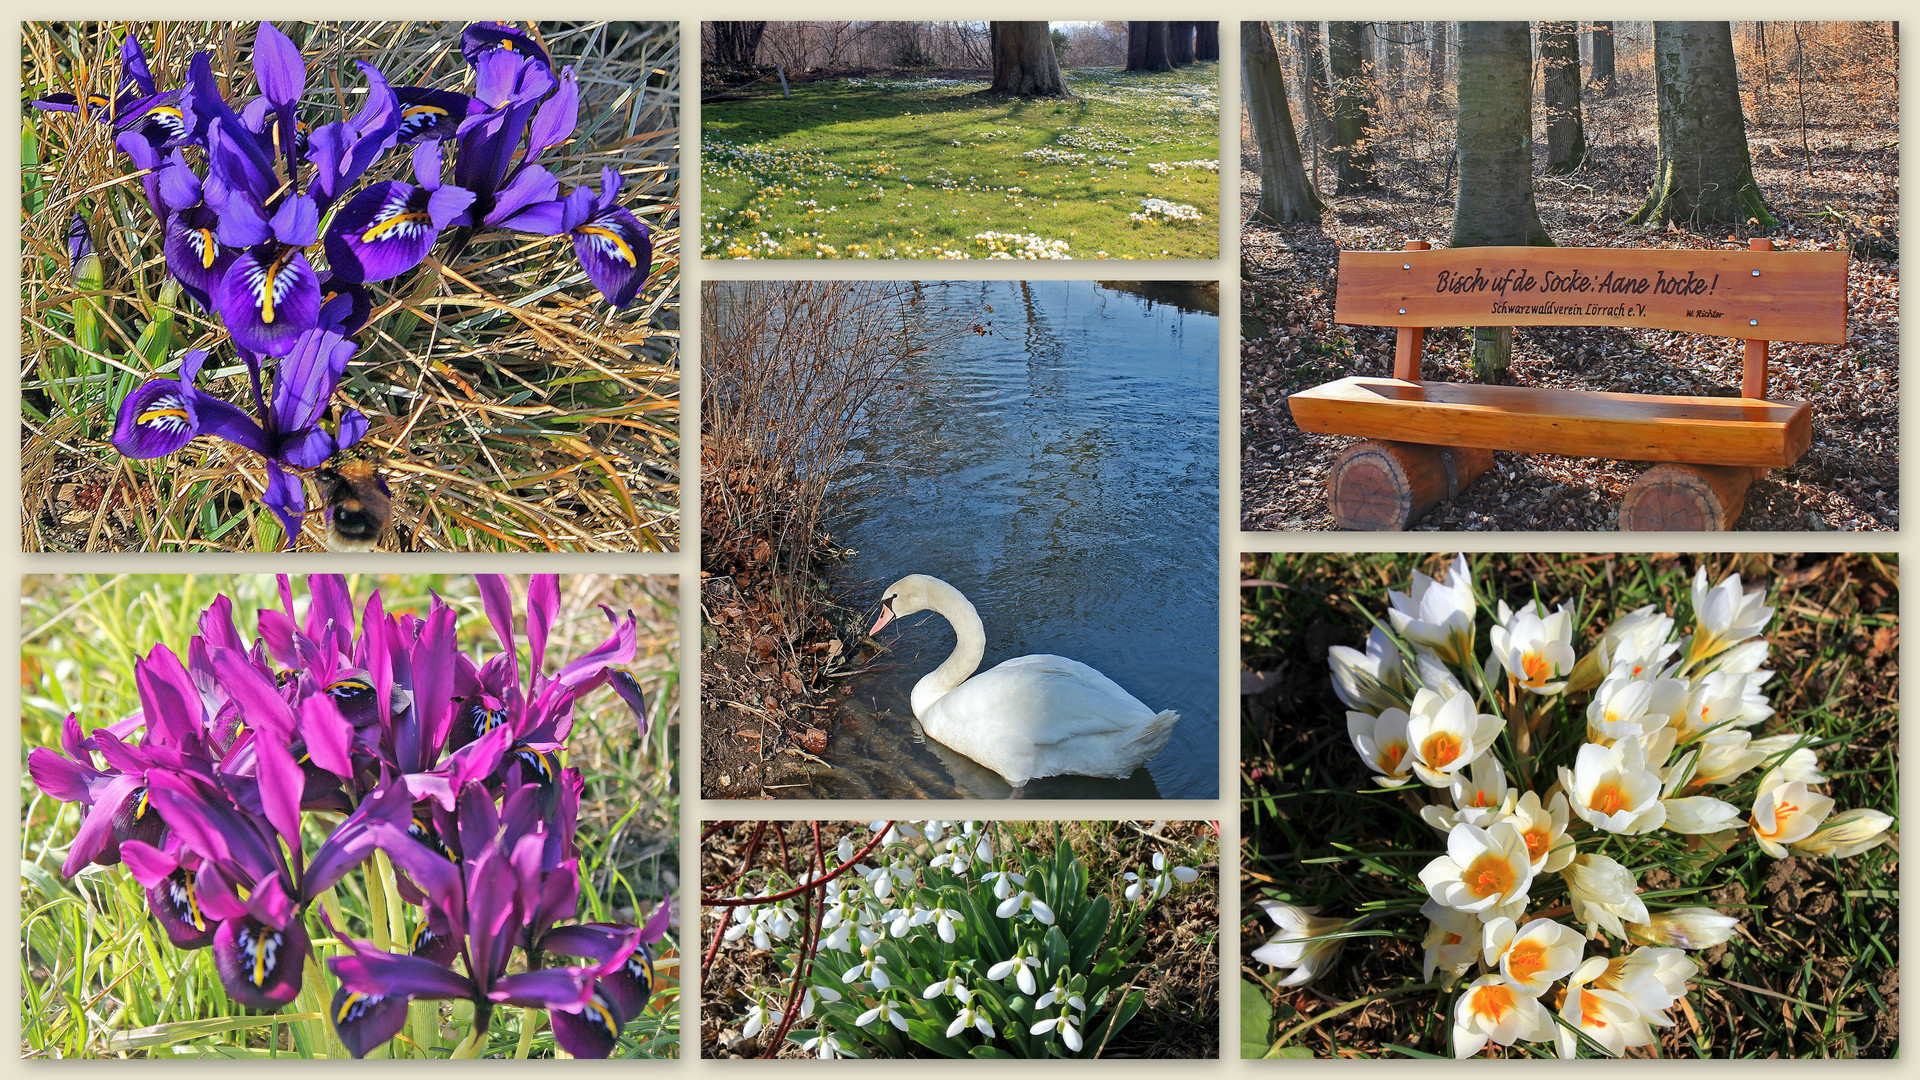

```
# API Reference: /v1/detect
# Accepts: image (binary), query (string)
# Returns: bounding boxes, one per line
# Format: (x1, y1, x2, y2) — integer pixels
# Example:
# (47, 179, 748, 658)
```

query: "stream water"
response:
(811, 279, 1219, 800)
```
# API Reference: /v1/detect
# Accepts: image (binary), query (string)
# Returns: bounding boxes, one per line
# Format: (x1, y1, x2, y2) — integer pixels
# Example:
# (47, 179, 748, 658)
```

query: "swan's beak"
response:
(871, 599, 895, 635)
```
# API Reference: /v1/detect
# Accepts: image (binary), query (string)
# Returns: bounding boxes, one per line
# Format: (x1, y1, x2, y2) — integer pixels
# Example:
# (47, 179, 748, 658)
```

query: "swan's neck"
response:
(910, 581, 986, 718)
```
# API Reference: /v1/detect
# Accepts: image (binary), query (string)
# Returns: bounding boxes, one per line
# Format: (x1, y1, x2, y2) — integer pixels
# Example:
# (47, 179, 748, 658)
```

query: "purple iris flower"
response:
(325, 143, 476, 283)
(560, 168, 652, 309)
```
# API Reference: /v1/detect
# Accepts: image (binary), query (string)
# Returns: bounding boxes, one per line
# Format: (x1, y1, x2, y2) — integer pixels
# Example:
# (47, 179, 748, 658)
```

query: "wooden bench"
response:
(1288, 239, 1848, 530)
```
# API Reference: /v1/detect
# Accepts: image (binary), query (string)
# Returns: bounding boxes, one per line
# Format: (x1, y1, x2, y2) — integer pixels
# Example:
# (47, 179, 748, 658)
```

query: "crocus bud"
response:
(1251, 899, 1347, 988)
(1626, 907, 1739, 950)
(1791, 807, 1894, 858)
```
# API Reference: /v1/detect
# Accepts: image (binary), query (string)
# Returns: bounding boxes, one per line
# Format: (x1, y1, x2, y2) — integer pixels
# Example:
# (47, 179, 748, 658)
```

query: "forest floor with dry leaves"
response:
(1240, 90, 1898, 533)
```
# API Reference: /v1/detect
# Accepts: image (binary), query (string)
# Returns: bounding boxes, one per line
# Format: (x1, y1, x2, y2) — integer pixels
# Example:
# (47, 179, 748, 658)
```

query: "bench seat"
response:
(1289, 376, 1812, 469)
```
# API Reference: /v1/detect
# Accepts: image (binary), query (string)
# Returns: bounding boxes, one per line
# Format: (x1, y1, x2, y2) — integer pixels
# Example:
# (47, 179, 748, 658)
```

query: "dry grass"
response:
(22, 21, 681, 552)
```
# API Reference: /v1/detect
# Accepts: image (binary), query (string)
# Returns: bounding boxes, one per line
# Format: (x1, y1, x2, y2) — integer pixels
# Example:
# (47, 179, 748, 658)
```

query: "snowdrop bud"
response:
(1626, 907, 1739, 950)
(838, 836, 855, 863)
(1172, 865, 1200, 883)
(1790, 806, 1893, 858)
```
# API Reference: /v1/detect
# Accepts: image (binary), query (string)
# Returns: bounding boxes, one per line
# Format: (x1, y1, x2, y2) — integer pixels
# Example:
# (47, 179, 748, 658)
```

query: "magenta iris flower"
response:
(25, 575, 666, 1055)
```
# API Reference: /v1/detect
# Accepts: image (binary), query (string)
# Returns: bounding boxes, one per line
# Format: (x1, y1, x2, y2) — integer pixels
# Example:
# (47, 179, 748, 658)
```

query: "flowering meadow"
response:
(701, 65, 1218, 260)
(20, 574, 679, 1057)
(23, 23, 680, 553)
(702, 821, 1217, 1058)
(1241, 553, 1899, 1058)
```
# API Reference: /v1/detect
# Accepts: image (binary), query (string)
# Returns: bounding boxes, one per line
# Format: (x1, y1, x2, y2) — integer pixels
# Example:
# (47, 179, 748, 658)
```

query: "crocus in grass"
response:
(1329, 627, 1407, 714)
(1586, 672, 1687, 742)
(1403, 689, 1503, 788)
(1555, 955, 1653, 1058)
(1420, 899, 1480, 985)
(1487, 599, 1577, 694)
(1506, 790, 1575, 874)
(1560, 853, 1649, 939)
(1626, 907, 1739, 950)
(1251, 900, 1347, 988)
(1419, 821, 1536, 918)
(1388, 553, 1476, 666)
(1686, 567, 1774, 665)
(1452, 973, 1554, 1058)
(1480, 916, 1583, 996)
(1561, 738, 1666, 835)
(1790, 807, 1894, 858)
(1750, 780, 1836, 858)
(1347, 706, 1415, 787)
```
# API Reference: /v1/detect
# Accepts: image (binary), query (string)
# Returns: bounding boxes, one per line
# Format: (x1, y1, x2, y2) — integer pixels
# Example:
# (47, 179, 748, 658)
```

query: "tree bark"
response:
(1326, 21, 1382, 193)
(1629, 22, 1776, 228)
(1427, 21, 1450, 108)
(711, 21, 767, 71)
(1589, 21, 1616, 95)
(1451, 22, 1553, 381)
(1297, 22, 1338, 154)
(990, 21, 1070, 97)
(1195, 22, 1220, 62)
(1244, 21, 1324, 223)
(1127, 21, 1174, 72)
(1169, 22, 1197, 66)
(1541, 21, 1587, 173)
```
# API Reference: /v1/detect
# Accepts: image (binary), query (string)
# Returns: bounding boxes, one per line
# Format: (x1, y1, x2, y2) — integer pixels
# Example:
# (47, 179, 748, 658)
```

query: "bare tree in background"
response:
(1326, 22, 1382, 193)
(1541, 21, 1588, 173)
(710, 22, 767, 71)
(1244, 21, 1323, 223)
(1589, 21, 1617, 95)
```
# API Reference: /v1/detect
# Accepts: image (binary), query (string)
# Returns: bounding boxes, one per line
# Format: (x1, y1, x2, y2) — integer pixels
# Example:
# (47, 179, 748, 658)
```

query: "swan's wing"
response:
(944, 655, 1158, 745)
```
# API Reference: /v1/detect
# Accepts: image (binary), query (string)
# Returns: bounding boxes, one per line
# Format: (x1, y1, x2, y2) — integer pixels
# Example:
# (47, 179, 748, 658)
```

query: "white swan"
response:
(870, 574, 1180, 792)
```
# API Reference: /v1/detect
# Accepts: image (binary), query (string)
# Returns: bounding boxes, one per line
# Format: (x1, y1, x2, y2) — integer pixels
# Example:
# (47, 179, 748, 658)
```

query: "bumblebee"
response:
(314, 458, 392, 552)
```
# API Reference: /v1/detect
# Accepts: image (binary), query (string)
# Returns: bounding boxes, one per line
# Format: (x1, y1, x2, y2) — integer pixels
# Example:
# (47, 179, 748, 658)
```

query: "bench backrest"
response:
(1333, 240, 1848, 399)
(1336, 244, 1848, 343)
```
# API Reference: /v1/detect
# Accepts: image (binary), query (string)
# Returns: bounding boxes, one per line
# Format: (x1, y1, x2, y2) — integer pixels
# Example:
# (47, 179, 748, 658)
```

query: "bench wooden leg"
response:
(1620, 464, 1760, 531)
(1328, 441, 1495, 530)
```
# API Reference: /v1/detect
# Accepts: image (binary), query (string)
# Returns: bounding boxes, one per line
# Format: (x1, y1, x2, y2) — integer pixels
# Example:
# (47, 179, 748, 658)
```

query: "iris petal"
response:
(570, 206, 651, 308)
(216, 246, 320, 356)
(213, 915, 309, 1009)
(330, 986, 411, 1058)
(112, 379, 200, 458)
(548, 987, 623, 1058)
(325, 182, 442, 284)
(147, 867, 219, 950)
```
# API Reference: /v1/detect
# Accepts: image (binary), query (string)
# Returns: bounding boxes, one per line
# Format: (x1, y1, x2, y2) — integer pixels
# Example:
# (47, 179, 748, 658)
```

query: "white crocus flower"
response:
(1560, 853, 1649, 938)
(1404, 688, 1505, 788)
(1347, 706, 1416, 787)
(1415, 649, 1468, 698)
(1507, 790, 1575, 874)
(1595, 946, 1697, 1027)
(1480, 916, 1583, 996)
(856, 997, 910, 1032)
(1561, 738, 1666, 835)
(1451, 973, 1555, 1058)
(1419, 821, 1536, 916)
(1683, 730, 1767, 786)
(1682, 669, 1774, 736)
(1388, 553, 1477, 666)
(1251, 900, 1347, 987)
(1586, 673, 1687, 742)
(1626, 907, 1739, 950)
(987, 949, 1041, 995)
(1487, 599, 1577, 695)
(1328, 627, 1407, 714)
(1597, 604, 1679, 678)
(1447, 755, 1512, 828)
(1751, 733, 1825, 792)
(1792, 807, 1894, 858)
(1555, 956, 1651, 1058)
(1751, 780, 1836, 857)
(1030, 1013, 1083, 1052)
(995, 887, 1055, 924)
(1420, 899, 1480, 985)
(1686, 567, 1774, 665)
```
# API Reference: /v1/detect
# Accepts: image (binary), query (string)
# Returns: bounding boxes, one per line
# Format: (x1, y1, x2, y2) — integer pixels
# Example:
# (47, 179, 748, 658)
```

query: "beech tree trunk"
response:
(1427, 21, 1450, 108)
(1169, 22, 1197, 66)
(710, 22, 767, 71)
(1244, 21, 1324, 223)
(1451, 21, 1553, 381)
(1297, 22, 1337, 154)
(1589, 21, 1616, 95)
(1326, 21, 1382, 193)
(1541, 21, 1588, 173)
(1195, 22, 1220, 62)
(990, 21, 1070, 97)
(1629, 22, 1776, 228)
(1127, 21, 1174, 72)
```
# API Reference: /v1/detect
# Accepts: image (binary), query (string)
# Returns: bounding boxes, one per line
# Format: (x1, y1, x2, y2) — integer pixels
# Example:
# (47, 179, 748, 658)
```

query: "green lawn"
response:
(701, 65, 1219, 260)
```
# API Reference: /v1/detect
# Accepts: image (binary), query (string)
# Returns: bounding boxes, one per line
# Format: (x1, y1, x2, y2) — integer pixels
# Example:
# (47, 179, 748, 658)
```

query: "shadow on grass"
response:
(705, 77, 1094, 162)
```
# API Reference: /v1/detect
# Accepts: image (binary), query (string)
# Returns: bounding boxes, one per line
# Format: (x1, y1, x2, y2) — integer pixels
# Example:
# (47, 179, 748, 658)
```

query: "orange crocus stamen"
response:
(1423, 732, 1462, 768)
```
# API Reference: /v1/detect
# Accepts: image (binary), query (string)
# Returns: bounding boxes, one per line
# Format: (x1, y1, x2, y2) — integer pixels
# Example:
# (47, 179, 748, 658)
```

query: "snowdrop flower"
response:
(871, 820, 920, 848)
(1488, 599, 1577, 694)
(865, 865, 897, 901)
(947, 996, 995, 1038)
(820, 920, 853, 952)
(1030, 1012, 1083, 1052)
(801, 1030, 848, 1059)
(1586, 673, 1687, 741)
(1560, 853, 1649, 938)
(1555, 956, 1652, 1058)
(842, 946, 890, 989)
(800, 984, 840, 1018)
(1347, 706, 1416, 787)
(723, 905, 754, 941)
(1405, 688, 1505, 788)
(740, 999, 775, 1039)
(987, 948, 1041, 995)
(1035, 978, 1085, 1012)
(838, 836, 856, 864)
(996, 886, 1055, 924)
(913, 904, 967, 943)
(1791, 807, 1894, 858)
(1561, 738, 1666, 834)
(1686, 567, 1773, 665)
(1251, 899, 1347, 988)
(1626, 907, 1739, 950)
(1419, 821, 1536, 916)
(856, 997, 910, 1032)
(885, 906, 917, 938)
(1507, 790, 1575, 873)
(982, 868, 1025, 900)
(1328, 627, 1407, 714)
(1751, 780, 1835, 857)
(1480, 916, 1583, 996)
(1388, 553, 1477, 666)
(1451, 973, 1555, 1058)
(923, 971, 970, 1000)
(1420, 899, 1480, 985)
